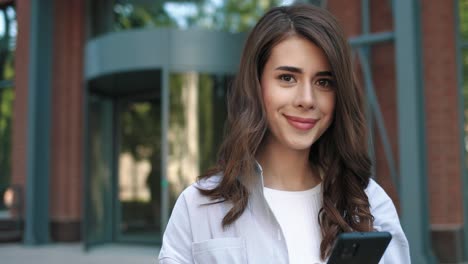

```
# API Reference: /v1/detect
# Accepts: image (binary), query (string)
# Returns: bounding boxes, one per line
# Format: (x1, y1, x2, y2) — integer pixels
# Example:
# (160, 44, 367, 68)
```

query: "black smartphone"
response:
(327, 231, 392, 264)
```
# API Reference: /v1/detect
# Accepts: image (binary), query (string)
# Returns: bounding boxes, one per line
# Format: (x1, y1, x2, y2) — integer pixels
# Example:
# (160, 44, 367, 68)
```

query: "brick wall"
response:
(421, 1, 464, 260)
(369, 0, 400, 205)
(11, 0, 29, 206)
(421, 0, 463, 226)
(49, 0, 85, 241)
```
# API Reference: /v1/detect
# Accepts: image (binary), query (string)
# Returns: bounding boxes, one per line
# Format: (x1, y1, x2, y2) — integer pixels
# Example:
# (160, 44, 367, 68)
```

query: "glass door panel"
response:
(84, 95, 114, 248)
(116, 97, 161, 243)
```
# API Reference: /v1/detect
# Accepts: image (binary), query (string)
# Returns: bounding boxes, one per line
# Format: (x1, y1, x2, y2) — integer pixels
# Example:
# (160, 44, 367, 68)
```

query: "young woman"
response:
(159, 4, 410, 264)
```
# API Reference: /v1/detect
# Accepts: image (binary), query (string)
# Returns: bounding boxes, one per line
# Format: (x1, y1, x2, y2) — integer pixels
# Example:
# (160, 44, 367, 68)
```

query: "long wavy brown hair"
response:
(198, 4, 373, 260)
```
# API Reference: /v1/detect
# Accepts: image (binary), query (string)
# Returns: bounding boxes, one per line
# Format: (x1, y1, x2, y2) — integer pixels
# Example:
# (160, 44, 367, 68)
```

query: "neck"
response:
(255, 136, 321, 191)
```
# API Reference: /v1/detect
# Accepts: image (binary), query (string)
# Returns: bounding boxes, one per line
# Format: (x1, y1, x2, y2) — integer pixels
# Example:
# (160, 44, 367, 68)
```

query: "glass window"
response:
(117, 97, 162, 242)
(168, 72, 230, 209)
(460, 2, 468, 158)
(462, 49, 468, 154)
(85, 96, 114, 246)
(0, 5, 15, 212)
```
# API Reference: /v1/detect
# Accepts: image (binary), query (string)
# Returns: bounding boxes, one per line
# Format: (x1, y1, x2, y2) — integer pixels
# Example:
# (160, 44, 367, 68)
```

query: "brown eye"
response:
(279, 74, 296, 83)
(316, 79, 334, 88)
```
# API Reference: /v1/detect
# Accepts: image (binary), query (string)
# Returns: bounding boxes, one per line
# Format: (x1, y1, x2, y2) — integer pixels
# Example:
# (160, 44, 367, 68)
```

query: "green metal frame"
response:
(161, 68, 170, 232)
(454, 0, 468, 260)
(82, 82, 90, 250)
(0, 80, 13, 89)
(24, 0, 53, 245)
(348, 4, 399, 195)
(356, 49, 398, 191)
(348, 0, 438, 262)
(394, 0, 437, 263)
(360, 0, 376, 178)
(348, 0, 398, 190)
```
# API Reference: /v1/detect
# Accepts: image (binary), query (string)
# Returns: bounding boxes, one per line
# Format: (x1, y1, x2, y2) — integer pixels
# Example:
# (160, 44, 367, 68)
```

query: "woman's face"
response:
(260, 35, 336, 151)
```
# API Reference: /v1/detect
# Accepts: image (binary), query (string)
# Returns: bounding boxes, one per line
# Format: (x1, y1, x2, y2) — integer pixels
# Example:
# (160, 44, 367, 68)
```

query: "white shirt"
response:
(264, 184, 324, 264)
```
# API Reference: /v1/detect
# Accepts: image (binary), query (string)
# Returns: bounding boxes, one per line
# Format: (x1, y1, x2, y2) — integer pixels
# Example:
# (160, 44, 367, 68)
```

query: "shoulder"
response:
(364, 178, 399, 227)
(365, 178, 392, 206)
(180, 174, 222, 198)
(173, 174, 224, 213)
(365, 178, 411, 262)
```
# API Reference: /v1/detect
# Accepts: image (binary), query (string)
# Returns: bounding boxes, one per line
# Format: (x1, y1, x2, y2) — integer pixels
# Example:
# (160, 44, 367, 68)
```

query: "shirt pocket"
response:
(192, 237, 247, 264)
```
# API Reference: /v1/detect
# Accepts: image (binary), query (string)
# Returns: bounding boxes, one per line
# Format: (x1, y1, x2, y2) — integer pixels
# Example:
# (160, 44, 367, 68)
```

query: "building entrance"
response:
(84, 70, 163, 247)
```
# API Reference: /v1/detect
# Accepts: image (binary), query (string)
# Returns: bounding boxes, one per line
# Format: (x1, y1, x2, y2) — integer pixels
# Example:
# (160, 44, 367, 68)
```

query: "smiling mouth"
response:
(284, 114, 318, 130)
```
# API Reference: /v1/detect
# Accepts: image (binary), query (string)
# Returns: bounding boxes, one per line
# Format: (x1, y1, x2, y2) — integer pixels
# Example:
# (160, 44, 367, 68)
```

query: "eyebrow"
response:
(274, 66, 333, 77)
(275, 66, 303, 73)
(316, 71, 333, 77)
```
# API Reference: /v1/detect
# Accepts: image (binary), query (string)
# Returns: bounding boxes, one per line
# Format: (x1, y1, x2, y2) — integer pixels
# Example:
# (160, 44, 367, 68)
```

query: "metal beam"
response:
(24, 0, 53, 245)
(357, 49, 399, 193)
(394, 0, 437, 263)
(359, 0, 377, 178)
(361, 0, 370, 37)
(349, 31, 394, 47)
(461, 41, 468, 48)
(0, 80, 13, 89)
(161, 67, 170, 233)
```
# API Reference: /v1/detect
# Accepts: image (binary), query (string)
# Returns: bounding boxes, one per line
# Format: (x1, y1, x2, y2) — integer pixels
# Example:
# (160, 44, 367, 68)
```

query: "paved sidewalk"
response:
(0, 243, 159, 264)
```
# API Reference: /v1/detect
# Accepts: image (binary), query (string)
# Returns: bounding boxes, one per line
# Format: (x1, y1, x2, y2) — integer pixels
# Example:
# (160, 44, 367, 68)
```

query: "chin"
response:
(286, 141, 315, 151)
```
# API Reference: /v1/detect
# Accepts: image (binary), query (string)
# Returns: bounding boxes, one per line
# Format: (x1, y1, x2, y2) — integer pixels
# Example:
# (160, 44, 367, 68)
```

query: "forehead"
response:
(266, 35, 331, 72)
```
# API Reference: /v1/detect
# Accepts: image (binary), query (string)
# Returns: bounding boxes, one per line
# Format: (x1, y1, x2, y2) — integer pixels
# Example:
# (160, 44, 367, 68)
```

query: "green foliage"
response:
(169, 74, 186, 127)
(189, 0, 282, 32)
(114, 2, 177, 30)
(2, 52, 14, 80)
(120, 100, 161, 162)
(198, 74, 214, 172)
(113, 0, 282, 32)
(460, 0, 468, 41)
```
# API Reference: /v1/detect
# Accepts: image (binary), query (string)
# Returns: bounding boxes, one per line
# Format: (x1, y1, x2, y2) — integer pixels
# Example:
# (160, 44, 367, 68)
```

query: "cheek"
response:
(326, 92, 336, 114)
(261, 80, 277, 112)
(318, 92, 336, 117)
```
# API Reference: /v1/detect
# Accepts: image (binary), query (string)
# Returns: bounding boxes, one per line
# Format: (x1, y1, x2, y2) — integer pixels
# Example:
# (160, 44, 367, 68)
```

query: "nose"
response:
(293, 83, 315, 109)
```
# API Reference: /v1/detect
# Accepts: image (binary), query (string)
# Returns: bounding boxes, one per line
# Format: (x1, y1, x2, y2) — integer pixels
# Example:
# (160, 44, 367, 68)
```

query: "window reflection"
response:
(88, 96, 113, 244)
(118, 99, 161, 239)
(0, 5, 16, 212)
(463, 49, 468, 153)
(168, 72, 230, 208)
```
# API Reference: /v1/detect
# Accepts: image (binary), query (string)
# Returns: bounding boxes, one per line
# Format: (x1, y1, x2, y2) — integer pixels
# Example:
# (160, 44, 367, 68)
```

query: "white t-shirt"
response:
(264, 183, 324, 264)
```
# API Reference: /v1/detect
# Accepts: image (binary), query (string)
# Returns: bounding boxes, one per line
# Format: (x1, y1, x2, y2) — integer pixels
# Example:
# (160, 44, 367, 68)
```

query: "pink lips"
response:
(284, 114, 318, 131)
